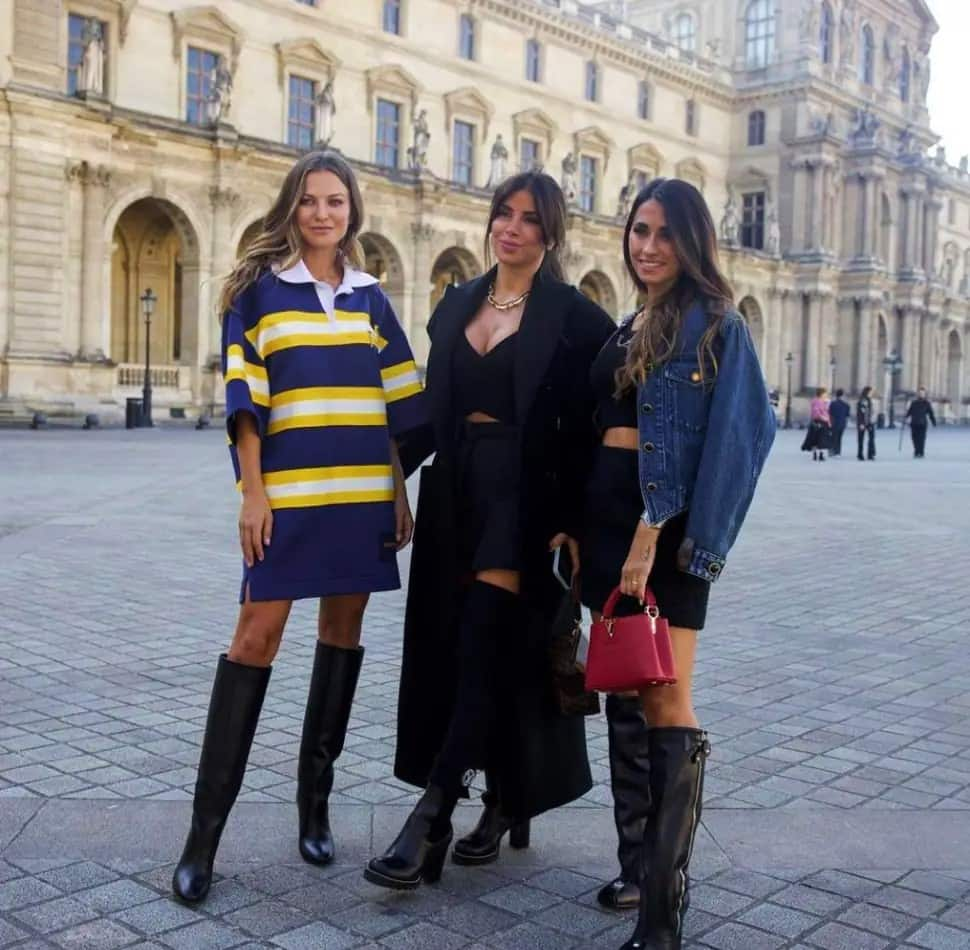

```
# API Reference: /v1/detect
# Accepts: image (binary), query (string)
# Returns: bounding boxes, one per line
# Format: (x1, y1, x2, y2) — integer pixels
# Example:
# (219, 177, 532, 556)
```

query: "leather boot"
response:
(172, 655, 270, 903)
(364, 786, 457, 890)
(620, 728, 710, 950)
(297, 642, 364, 865)
(452, 771, 530, 865)
(598, 693, 651, 910)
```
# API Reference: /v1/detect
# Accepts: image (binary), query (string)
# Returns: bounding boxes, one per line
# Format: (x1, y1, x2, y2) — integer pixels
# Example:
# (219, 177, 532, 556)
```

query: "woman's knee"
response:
(640, 686, 697, 729)
(228, 621, 283, 666)
(318, 595, 368, 648)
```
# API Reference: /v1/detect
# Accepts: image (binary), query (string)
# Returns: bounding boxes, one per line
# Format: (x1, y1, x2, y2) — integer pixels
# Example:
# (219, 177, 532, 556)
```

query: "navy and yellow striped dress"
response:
(221, 259, 426, 602)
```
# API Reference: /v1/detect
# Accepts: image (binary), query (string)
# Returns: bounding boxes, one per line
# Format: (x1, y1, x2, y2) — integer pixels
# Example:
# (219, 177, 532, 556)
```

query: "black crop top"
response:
(590, 322, 637, 431)
(452, 332, 517, 422)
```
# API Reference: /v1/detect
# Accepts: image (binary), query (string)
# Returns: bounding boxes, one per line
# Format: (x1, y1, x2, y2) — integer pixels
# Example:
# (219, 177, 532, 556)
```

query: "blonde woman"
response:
(172, 151, 425, 903)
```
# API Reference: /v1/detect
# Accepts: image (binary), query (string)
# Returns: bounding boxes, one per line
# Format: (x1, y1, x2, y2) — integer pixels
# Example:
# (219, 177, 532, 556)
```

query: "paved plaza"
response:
(1, 424, 970, 950)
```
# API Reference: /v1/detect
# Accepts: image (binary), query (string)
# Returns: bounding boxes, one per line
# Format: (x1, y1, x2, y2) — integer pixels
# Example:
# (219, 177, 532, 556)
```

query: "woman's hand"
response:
(239, 488, 273, 568)
(394, 487, 414, 550)
(620, 521, 660, 601)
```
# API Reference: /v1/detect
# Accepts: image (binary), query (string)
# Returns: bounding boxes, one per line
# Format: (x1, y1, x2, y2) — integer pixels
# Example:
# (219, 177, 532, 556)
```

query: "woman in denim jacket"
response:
(581, 178, 775, 950)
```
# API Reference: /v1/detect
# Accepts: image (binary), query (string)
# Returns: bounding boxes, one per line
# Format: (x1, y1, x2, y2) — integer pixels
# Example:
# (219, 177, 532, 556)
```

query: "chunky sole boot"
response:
(172, 655, 271, 903)
(297, 642, 364, 866)
(452, 771, 531, 866)
(620, 728, 710, 950)
(598, 694, 651, 911)
(364, 785, 457, 889)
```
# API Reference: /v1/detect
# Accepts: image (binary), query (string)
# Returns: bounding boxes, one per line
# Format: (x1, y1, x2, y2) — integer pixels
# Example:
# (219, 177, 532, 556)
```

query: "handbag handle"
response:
(601, 585, 659, 619)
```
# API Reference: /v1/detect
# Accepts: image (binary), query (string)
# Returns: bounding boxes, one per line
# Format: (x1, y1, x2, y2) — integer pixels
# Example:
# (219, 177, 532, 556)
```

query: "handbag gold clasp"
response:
(605, 618, 615, 638)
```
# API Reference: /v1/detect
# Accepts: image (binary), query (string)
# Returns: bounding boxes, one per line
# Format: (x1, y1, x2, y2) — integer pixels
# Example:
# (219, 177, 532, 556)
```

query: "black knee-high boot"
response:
(452, 770, 531, 865)
(172, 655, 270, 903)
(598, 694, 651, 910)
(366, 581, 517, 889)
(298, 642, 364, 865)
(620, 728, 710, 950)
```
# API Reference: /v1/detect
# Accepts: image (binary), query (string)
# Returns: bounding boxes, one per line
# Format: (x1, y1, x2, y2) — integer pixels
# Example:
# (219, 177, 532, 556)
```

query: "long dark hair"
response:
(219, 150, 364, 316)
(616, 177, 734, 393)
(483, 171, 566, 281)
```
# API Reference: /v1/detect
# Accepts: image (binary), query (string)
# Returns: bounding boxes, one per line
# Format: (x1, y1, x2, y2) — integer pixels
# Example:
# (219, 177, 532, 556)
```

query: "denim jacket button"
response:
(646, 482, 658, 492)
(708, 563, 721, 575)
(643, 442, 655, 453)
(642, 403, 654, 413)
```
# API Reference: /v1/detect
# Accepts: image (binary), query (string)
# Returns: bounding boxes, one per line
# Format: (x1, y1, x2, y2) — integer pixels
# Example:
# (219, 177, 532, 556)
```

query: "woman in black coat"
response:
(364, 171, 615, 889)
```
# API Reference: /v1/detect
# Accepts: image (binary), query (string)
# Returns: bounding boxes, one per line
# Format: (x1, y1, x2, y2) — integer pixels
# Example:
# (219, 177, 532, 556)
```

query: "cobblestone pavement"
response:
(1, 425, 969, 949)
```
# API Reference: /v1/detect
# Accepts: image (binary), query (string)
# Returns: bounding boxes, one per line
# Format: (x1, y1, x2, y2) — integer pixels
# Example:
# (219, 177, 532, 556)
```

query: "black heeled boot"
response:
(620, 728, 710, 950)
(172, 655, 271, 903)
(598, 694, 651, 910)
(452, 771, 531, 865)
(297, 642, 364, 865)
(364, 785, 457, 890)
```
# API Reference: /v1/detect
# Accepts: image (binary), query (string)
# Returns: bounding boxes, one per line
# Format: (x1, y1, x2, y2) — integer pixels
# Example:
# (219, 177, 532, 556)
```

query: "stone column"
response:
(78, 162, 111, 360)
(409, 222, 434, 367)
(854, 298, 872, 394)
(802, 292, 822, 390)
(924, 196, 943, 278)
(811, 162, 827, 252)
(912, 192, 926, 274)
(918, 310, 936, 391)
(208, 186, 239, 363)
(869, 175, 883, 262)
(790, 159, 810, 253)
(763, 287, 781, 388)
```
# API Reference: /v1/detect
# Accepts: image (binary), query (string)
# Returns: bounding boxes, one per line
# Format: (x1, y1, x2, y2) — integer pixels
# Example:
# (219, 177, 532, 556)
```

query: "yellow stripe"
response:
(267, 413, 386, 435)
(334, 309, 372, 323)
(269, 488, 395, 510)
(227, 343, 245, 361)
(225, 368, 246, 385)
(251, 390, 271, 408)
(380, 360, 418, 381)
(385, 381, 423, 404)
(261, 331, 374, 356)
(262, 464, 392, 487)
(271, 386, 383, 407)
(245, 360, 268, 383)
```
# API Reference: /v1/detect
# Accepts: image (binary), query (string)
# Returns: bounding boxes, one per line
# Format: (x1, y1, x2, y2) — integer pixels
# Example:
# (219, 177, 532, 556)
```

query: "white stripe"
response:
(258, 319, 374, 350)
(249, 375, 270, 400)
(270, 397, 385, 422)
(382, 368, 421, 393)
(265, 475, 393, 499)
(226, 351, 244, 373)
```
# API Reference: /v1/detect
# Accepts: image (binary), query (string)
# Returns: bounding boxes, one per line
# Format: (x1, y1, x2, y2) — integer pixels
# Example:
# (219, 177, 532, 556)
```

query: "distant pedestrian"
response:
(802, 387, 832, 461)
(857, 385, 876, 460)
(904, 387, 937, 458)
(829, 388, 850, 456)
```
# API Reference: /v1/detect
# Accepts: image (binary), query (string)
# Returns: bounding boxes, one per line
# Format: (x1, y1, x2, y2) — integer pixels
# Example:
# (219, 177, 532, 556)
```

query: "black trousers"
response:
(831, 425, 846, 456)
(911, 424, 928, 457)
(857, 425, 876, 460)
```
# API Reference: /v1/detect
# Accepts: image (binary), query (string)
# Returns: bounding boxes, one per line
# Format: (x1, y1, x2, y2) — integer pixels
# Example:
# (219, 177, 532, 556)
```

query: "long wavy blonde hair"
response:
(219, 150, 365, 316)
(616, 177, 734, 394)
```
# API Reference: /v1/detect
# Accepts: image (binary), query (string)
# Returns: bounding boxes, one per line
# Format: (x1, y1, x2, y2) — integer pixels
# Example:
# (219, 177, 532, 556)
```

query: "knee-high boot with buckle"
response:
(364, 785, 458, 889)
(598, 693, 651, 910)
(297, 642, 364, 865)
(452, 770, 531, 865)
(172, 655, 271, 903)
(620, 728, 710, 950)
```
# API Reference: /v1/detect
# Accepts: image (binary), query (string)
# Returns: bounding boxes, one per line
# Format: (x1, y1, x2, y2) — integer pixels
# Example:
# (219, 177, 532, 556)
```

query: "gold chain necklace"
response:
(487, 283, 530, 311)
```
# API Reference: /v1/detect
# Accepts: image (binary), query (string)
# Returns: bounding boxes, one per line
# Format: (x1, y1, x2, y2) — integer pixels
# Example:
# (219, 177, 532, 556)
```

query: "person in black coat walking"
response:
(857, 386, 876, 460)
(829, 389, 851, 457)
(905, 387, 937, 457)
(364, 171, 615, 891)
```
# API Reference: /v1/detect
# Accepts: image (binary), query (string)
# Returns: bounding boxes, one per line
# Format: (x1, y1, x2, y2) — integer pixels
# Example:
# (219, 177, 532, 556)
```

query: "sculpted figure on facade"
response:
(719, 190, 740, 246)
(561, 152, 578, 206)
(617, 171, 639, 219)
(883, 23, 901, 86)
(315, 80, 336, 147)
(79, 19, 105, 97)
(206, 56, 233, 125)
(705, 38, 721, 61)
(765, 202, 781, 257)
(799, 1, 819, 45)
(407, 109, 431, 171)
(839, 1, 856, 67)
(849, 106, 880, 146)
(486, 134, 509, 189)
(960, 155, 969, 176)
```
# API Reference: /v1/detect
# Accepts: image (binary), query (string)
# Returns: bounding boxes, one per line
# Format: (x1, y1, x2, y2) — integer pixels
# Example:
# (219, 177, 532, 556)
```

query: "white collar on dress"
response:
(275, 258, 378, 295)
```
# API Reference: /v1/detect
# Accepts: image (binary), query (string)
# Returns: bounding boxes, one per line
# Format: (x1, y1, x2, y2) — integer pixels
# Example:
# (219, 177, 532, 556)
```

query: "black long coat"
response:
(394, 267, 616, 821)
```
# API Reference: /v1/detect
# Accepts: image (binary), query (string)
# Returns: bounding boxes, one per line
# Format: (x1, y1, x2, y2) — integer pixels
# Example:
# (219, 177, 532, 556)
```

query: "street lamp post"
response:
(829, 345, 837, 393)
(882, 348, 903, 429)
(784, 351, 794, 429)
(140, 288, 157, 428)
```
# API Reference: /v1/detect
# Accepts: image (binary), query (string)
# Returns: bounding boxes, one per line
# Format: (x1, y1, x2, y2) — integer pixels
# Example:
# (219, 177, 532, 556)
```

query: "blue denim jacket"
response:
(633, 299, 775, 582)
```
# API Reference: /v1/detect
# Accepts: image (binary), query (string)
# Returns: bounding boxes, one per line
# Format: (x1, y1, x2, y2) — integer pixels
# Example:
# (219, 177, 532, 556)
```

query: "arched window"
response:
(860, 25, 875, 85)
(819, 2, 834, 64)
(745, 0, 775, 70)
(748, 110, 766, 146)
(899, 45, 911, 102)
(672, 12, 695, 53)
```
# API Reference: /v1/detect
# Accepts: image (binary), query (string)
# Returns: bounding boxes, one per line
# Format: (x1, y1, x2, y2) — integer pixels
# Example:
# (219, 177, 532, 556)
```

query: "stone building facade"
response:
(1, 0, 967, 421)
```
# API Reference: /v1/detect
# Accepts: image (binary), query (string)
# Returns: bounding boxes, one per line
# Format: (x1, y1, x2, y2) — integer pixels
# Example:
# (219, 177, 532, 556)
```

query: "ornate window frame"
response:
(62, 0, 136, 99)
(275, 39, 340, 147)
(512, 108, 557, 169)
(366, 64, 422, 167)
(171, 6, 244, 123)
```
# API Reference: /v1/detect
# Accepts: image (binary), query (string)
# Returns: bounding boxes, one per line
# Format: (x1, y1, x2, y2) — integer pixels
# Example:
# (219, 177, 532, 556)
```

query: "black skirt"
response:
(456, 421, 522, 572)
(581, 445, 710, 631)
(801, 421, 833, 451)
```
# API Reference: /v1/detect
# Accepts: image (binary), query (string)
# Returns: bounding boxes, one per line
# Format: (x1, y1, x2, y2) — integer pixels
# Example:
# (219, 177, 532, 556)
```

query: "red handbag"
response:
(585, 586, 677, 692)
